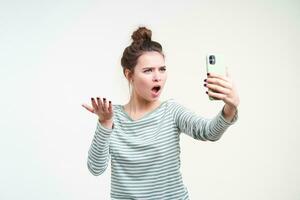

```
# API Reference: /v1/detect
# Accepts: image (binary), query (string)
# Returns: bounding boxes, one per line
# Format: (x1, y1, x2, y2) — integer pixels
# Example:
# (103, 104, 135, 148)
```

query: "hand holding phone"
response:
(206, 54, 226, 100)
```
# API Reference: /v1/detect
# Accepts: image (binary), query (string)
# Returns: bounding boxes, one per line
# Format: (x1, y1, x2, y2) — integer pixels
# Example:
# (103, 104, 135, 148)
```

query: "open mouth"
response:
(151, 86, 161, 93)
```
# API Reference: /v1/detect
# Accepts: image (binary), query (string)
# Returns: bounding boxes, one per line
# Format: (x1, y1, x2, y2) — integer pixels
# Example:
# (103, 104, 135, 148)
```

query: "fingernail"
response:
(103, 98, 106, 101)
(207, 73, 210, 76)
(109, 101, 111, 104)
(91, 97, 94, 100)
(204, 84, 207, 87)
(206, 91, 208, 94)
(204, 79, 207, 82)
(96, 97, 100, 100)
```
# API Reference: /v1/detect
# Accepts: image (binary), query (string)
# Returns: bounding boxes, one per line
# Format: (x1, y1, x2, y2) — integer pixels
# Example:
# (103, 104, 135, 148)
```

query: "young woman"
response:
(82, 26, 239, 200)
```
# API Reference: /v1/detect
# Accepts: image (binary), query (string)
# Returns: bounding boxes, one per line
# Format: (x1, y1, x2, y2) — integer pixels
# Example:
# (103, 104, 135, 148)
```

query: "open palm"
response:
(82, 97, 113, 122)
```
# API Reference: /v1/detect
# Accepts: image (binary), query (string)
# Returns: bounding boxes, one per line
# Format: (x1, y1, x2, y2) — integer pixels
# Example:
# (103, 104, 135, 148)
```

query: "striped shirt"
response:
(87, 98, 238, 200)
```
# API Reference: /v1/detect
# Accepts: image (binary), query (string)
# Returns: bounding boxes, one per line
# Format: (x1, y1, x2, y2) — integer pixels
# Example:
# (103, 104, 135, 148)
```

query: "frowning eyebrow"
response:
(142, 66, 166, 70)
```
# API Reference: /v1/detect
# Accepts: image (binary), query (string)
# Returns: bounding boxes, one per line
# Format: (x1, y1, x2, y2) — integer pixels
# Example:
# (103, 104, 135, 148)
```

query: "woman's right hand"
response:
(82, 97, 113, 123)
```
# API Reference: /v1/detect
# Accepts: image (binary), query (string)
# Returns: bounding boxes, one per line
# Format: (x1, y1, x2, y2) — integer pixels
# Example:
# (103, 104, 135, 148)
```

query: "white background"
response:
(1, 0, 299, 199)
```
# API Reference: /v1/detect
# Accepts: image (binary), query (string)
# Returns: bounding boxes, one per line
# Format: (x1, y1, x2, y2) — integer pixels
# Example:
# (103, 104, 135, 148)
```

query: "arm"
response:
(172, 102, 238, 141)
(87, 120, 113, 176)
(205, 71, 240, 124)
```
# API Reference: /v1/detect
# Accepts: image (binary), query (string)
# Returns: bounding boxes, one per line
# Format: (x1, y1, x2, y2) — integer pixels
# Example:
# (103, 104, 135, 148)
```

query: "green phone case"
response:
(206, 54, 226, 100)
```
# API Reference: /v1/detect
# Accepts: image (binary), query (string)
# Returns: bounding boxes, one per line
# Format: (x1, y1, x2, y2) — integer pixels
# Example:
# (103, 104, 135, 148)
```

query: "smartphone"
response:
(206, 54, 226, 100)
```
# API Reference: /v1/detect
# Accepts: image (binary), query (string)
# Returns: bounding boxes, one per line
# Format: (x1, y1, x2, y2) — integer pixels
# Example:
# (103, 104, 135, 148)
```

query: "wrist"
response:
(99, 119, 114, 129)
(224, 104, 237, 112)
(222, 104, 238, 122)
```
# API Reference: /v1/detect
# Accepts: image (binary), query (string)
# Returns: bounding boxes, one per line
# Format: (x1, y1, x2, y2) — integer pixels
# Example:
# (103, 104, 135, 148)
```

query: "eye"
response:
(160, 68, 166, 71)
(144, 69, 152, 73)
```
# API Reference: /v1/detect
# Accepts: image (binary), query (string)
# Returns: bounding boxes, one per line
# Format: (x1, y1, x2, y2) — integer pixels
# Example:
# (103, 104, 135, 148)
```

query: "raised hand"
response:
(82, 97, 114, 124)
(204, 71, 240, 109)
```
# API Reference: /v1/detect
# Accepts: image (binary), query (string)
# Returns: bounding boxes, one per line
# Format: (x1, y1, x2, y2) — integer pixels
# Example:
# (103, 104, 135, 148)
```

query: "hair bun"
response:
(131, 26, 152, 43)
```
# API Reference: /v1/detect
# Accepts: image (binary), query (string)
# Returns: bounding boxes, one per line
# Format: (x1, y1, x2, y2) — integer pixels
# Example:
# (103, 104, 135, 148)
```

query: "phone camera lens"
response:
(209, 55, 216, 65)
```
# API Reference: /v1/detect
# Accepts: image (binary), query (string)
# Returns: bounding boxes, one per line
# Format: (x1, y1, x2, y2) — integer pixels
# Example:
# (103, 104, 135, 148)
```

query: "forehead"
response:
(136, 51, 165, 68)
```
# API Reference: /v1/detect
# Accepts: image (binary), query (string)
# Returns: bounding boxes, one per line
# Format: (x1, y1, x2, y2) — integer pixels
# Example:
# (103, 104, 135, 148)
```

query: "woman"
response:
(82, 26, 239, 200)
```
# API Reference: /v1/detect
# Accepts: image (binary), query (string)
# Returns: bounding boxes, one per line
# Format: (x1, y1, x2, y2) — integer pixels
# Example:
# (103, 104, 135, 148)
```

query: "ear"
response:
(124, 68, 133, 82)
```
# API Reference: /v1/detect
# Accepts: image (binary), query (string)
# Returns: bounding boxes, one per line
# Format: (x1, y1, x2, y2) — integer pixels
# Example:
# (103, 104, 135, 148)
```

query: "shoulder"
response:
(166, 98, 183, 108)
(165, 98, 186, 113)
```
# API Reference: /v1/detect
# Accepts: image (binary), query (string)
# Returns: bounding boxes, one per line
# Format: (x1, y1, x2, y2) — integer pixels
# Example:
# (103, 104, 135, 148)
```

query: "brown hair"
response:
(121, 26, 165, 79)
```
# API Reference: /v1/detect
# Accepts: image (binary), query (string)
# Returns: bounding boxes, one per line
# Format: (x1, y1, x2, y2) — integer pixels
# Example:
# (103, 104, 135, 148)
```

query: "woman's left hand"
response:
(204, 70, 240, 109)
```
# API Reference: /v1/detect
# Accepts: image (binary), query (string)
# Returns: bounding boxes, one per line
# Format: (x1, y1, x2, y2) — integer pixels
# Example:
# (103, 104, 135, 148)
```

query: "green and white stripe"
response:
(87, 98, 238, 200)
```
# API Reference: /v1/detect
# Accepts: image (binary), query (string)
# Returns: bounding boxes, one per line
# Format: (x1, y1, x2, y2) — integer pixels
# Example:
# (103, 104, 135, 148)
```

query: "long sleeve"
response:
(87, 120, 113, 176)
(172, 102, 238, 141)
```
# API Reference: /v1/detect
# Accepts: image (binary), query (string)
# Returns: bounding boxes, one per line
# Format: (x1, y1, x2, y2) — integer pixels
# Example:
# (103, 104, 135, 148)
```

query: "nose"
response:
(152, 73, 161, 82)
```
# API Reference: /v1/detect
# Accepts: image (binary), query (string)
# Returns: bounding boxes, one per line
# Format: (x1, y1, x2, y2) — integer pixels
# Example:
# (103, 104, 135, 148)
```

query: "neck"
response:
(126, 92, 160, 114)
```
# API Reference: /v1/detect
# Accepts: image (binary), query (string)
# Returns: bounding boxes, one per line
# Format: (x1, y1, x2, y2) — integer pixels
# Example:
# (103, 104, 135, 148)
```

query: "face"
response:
(129, 51, 167, 102)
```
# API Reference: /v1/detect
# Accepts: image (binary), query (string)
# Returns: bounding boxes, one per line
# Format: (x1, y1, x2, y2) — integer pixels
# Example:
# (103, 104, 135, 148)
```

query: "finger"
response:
(206, 77, 232, 90)
(96, 97, 101, 110)
(97, 97, 105, 111)
(207, 72, 229, 82)
(102, 98, 108, 112)
(206, 90, 226, 100)
(91, 97, 99, 111)
(205, 83, 231, 95)
(81, 103, 95, 113)
(108, 100, 113, 113)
